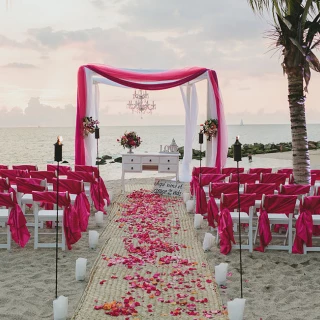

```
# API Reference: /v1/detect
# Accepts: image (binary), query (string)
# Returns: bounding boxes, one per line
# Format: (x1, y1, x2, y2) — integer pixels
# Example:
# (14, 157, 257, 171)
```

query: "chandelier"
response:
(127, 90, 156, 116)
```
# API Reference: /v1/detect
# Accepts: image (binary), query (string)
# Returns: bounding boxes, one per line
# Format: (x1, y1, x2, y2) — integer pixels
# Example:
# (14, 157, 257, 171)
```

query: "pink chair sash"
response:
(280, 184, 310, 196)
(32, 191, 82, 249)
(293, 196, 320, 253)
(0, 193, 30, 248)
(12, 165, 38, 172)
(16, 178, 46, 193)
(229, 173, 258, 184)
(221, 167, 245, 175)
(255, 195, 296, 252)
(47, 164, 72, 176)
(0, 165, 8, 170)
(260, 173, 287, 187)
(220, 193, 256, 213)
(209, 182, 238, 198)
(218, 208, 235, 255)
(75, 165, 99, 177)
(248, 168, 272, 174)
(0, 169, 29, 183)
(98, 177, 110, 205)
(207, 197, 219, 228)
(277, 168, 293, 178)
(0, 178, 10, 192)
(52, 178, 90, 232)
(30, 171, 56, 183)
(190, 167, 219, 195)
(245, 183, 276, 200)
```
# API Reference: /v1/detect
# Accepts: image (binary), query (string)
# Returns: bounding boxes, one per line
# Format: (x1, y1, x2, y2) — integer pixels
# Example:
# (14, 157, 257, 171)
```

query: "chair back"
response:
(311, 169, 320, 181)
(209, 182, 238, 198)
(221, 167, 245, 175)
(0, 169, 29, 183)
(277, 168, 293, 178)
(12, 164, 38, 172)
(221, 193, 256, 213)
(192, 166, 219, 176)
(0, 192, 15, 208)
(0, 178, 10, 192)
(229, 173, 258, 184)
(52, 178, 84, 195)
(47, 164, 72, 176)
(0, 165, 9, 170)
(67, 171, 95, 183)
(244, 183, 276, 200)
(300, 196, 320, 213)
(248, 168, 272, 175)
(280, 184, 310, 196)
(75, 165, 99, 178)
(30, 170, 57, 183)
(16, 178, 46, 193)
(262, 194, 297, 213)
(32, 191, 70, 206)
(260, 173, 287, 187)
(199, 174, 226, 186)
(290, 173, 317, 185)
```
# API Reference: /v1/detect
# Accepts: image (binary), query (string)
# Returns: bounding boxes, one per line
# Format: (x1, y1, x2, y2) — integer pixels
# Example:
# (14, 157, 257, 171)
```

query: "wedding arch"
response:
(75, 64, 228, 181)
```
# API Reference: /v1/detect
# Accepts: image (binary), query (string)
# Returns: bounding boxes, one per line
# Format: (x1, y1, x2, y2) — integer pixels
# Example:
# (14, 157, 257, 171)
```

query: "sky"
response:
(0, 0, 319, 127)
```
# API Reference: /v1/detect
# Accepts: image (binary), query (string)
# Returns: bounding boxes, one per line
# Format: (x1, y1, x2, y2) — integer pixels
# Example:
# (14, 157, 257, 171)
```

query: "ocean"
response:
(1, 124, 319, 181)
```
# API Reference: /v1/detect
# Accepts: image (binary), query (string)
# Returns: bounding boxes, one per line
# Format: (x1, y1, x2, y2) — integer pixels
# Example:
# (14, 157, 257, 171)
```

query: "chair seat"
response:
(38, 209, 63, 221)
(230, 211, 249, 222)
(21, 194, 33, 204)
(0, 209, 9, 220)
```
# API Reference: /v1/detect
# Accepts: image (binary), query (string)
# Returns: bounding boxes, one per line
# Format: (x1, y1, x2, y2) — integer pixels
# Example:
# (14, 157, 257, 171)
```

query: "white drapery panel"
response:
(180, 84, 199, 182)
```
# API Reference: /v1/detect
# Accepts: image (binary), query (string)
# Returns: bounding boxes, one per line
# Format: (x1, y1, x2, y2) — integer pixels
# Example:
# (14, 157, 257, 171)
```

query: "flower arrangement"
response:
(200, 118, 218, 141)
(117, 131, 142, 151)
(83, 116, 99, 136)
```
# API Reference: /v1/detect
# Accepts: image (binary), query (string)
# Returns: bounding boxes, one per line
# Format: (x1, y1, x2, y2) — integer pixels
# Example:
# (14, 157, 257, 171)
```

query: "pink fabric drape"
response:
(293, 196, 320, 253)
(75, 65, 224, 169)
(244, 183, 277, 200)
(16, 178, 46, 193)
(75, 164, 99, 177)
(280, 184, 311, 196)
(277, 168, 293, 178)
(207, 197, 219, 228)
(0, 193, 30, 248)
(0, 178, 10, 192)
(30, 170, 57, 183)
(218, 208, 235, 255)
(0, 165, 9, 170)
(255, 195, 297, 252)
(248, 168, 272, 174)
(12, 165, 38, 172)
(221, 167, 245, 175)
(229, 173, 258, 184)
(260, 173, 287, 188)
(190, 167, 219, 195)
(32, 191, 82, 250)
(52, 178, 91, 232)
(47, 164, 72, 176)
(0, 169, 29, 183)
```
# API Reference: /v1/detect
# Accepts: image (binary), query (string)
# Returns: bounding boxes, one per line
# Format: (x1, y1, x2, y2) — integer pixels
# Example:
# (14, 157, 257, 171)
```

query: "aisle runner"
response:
(73, 188, 227, 319)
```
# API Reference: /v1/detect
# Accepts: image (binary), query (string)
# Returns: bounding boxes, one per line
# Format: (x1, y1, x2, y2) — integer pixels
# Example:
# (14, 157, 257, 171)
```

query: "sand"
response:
(1, 152, 320, 319)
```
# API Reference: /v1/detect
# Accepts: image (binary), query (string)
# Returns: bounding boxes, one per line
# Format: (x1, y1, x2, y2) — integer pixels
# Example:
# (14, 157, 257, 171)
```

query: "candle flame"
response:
(57, 136, 63, 145)
(236, 135, 240, 140)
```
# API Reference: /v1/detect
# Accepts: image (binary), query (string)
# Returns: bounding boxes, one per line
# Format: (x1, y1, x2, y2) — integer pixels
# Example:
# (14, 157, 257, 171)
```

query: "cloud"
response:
(2, 63, 37, 69)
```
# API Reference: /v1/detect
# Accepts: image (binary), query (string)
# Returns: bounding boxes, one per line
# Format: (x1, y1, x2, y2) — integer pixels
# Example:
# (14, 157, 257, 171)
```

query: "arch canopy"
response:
(75, 64, 228, 181)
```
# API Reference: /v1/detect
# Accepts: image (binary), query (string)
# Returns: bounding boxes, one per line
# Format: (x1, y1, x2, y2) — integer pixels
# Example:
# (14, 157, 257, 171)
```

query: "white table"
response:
(121, 152, 179, 191)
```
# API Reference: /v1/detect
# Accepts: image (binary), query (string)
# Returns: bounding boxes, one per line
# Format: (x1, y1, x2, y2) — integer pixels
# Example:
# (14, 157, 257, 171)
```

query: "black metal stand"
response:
(233, 136, 243, 298)
(95, 126, 101, 210)
(55, 161, 59, 299)
(199, 132, 204, 211)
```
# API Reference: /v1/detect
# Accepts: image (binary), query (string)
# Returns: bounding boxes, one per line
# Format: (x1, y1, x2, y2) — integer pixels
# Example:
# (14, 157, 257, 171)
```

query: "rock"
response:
(102, 154, 112, 160)
(114, 157, 122, 163)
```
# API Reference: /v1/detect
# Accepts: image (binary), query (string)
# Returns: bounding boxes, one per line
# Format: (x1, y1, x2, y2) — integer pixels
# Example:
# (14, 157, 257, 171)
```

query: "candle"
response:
(95, 211, 104, 226)
(186, 199, 195, 213)
(94, 125, 100, 139)
(194, 214, 203, 229)
(75, 258, 87, 281)
(203, 232, 215, 251)
(233, 136, 242, 162)
(199, 132, 204, 144)
(183, 192, 190, 203)
(227, 298, 246, 320)
(54, 136, 63, 162)
(89, 230, 99, 249)
(215, 263, 228, 285)
(53, 295, 68, 320)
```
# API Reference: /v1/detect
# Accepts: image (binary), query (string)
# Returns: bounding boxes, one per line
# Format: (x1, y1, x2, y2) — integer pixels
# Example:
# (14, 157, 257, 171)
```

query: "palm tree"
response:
(248, 0, 320, 184)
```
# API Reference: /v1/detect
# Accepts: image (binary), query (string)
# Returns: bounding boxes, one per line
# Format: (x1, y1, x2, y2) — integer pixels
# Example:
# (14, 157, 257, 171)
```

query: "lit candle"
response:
(54, 136, 63, 162)
(75, 258, 87, 281)
(227, 298, 246, 320)
(53, 295, 68, 320)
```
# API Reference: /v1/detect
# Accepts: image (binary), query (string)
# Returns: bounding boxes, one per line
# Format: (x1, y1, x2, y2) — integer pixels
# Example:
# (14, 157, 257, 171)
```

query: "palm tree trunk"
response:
(287, 70, 311, 184)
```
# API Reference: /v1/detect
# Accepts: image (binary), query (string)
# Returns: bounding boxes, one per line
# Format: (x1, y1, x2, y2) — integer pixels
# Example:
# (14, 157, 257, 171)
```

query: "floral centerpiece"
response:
(200, 118, 218, 141)
(83, 116, 99, 136)
(117, 131, 141, 153)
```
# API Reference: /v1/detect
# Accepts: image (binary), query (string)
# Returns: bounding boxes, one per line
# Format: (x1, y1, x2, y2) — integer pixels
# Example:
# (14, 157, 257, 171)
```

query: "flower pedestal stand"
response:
(127, 148, 133, 154)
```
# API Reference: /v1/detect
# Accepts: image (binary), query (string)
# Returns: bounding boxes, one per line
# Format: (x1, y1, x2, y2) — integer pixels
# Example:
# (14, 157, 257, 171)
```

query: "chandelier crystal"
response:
(127, 90, 156, 116)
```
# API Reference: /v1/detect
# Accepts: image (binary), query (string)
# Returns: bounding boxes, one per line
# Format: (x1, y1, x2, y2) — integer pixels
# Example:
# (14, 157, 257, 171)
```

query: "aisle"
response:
(73, 187, 228, 319)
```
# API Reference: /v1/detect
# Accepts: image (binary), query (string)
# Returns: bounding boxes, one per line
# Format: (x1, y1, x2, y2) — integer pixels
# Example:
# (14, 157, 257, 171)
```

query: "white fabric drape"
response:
(180, 84, 199, 182)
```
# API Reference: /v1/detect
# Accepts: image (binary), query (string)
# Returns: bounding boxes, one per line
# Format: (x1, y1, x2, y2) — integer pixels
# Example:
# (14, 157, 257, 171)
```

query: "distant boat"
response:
(240, 119, 244, 126)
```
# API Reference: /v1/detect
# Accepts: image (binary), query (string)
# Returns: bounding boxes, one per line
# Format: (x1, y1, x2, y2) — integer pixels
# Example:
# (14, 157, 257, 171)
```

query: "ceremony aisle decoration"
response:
(83, 117, 99, 136)
(200, 119, 218, 141)
(117, 131, 142, 153)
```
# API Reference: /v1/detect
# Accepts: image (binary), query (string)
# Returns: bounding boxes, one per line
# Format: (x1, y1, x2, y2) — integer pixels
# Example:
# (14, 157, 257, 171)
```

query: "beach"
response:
(1, 151, 320, 319)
